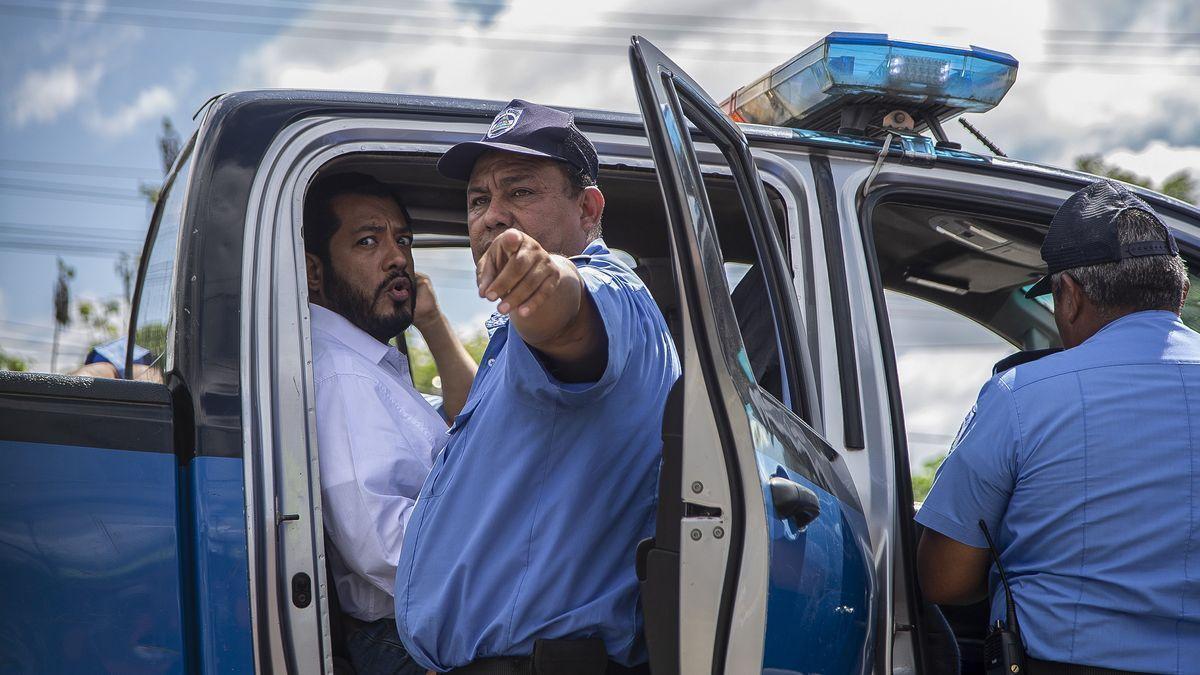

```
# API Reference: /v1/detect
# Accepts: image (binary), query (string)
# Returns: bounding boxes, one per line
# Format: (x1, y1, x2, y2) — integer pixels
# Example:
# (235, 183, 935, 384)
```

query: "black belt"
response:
(444, 639, 649, 675)
(1027, 657, 1148, 675)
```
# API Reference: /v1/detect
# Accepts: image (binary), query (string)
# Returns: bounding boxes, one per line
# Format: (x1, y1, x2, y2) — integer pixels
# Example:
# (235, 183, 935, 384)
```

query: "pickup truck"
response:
(2, 34, 1198, 675)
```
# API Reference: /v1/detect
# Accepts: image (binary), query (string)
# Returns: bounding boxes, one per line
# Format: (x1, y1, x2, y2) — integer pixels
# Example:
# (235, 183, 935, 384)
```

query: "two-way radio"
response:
(979, 519, 1026, 675)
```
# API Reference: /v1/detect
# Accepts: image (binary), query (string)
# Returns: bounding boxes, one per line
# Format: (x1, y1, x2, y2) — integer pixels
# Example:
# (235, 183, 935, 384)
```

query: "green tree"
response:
(0, 346, 28, 372)
(404, 330, 490, 396)
(134, 322, 169, 363)
(1160, 171, 1198, 205)
(139, 117, 183, 205)
(78, 299, 124, 353)
(50, 257, 75, 372)
(1074, 154, 1198, 205)
(462, 332, 489, 363)
(911, 453, 946, 503)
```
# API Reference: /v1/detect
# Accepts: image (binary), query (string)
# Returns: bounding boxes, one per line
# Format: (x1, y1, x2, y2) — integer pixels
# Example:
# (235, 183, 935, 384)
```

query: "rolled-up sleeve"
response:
(315, 372, 430, 596)
(916, 376, 1021, 549)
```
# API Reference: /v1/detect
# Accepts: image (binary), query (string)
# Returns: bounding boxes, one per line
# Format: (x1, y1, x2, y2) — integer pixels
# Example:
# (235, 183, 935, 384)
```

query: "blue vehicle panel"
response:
(0, 440, 186, 674)
(0, 441, 252, 675)
(761, 468, 873, 674)
(188, 456, 254, 674)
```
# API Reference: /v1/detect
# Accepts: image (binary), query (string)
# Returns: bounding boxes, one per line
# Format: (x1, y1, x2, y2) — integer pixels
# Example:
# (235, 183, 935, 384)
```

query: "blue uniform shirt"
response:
(395, 240, 681, 671)
(917, 310, 1200, 673)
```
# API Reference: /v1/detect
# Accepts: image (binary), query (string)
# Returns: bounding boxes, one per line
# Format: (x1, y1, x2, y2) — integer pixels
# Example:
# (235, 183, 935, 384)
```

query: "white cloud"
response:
(226, 0, 1199, 184)
(58, 0, 108, 22)
(86, 86, 177, 137)
(277, 59, 391, 92)
(1104, 142, 1200, 186)
(9, 63, 103, 127)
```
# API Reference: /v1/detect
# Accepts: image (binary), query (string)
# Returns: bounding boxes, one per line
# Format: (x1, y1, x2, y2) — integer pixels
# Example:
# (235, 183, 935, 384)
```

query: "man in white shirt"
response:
(303, 172, 476, 675)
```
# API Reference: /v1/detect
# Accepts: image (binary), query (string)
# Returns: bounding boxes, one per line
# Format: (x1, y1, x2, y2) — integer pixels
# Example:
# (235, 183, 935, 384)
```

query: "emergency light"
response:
(721, 32, 1018, 138)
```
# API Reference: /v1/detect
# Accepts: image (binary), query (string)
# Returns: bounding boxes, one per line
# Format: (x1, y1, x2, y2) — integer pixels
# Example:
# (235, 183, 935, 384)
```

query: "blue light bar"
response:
(722, 32, 1018, 133)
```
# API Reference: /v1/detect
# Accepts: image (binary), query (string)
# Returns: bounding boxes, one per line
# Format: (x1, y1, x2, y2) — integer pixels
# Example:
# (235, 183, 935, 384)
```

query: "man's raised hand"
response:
(412, 272, 441, 329)
(475, 229, 602, 378)
(476, 229, 580, 320)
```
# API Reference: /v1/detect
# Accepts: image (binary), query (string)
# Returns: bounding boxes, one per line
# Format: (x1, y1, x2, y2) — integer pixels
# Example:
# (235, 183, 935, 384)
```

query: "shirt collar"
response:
(582, 238, 608, 256)
(310, 303, 398, 367)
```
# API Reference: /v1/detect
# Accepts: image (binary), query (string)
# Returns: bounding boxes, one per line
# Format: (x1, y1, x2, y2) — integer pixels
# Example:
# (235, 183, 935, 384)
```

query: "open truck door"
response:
(0, 140, 251, 674)
(630, 36, 875, 675)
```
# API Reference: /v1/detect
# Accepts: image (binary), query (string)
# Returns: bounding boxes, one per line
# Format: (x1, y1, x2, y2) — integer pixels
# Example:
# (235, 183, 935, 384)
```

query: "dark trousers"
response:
(1027, 657, 1147, 675)
(444, 638, 649, 675)
(346, 617, 426, 675)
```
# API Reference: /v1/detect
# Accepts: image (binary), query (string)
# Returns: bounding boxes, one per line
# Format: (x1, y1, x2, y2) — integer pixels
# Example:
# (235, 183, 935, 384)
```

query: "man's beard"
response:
(324, 264, 415, 343)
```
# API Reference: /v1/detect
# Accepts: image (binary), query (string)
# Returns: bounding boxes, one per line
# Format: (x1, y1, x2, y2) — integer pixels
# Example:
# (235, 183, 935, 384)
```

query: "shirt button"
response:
(487, 358, 496, 368)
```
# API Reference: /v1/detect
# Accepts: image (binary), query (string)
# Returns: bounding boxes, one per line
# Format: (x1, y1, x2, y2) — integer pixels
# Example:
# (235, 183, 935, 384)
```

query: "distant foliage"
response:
(407, 330, 490, 395)
(135, 322, 170, 364)
(1074, 154, 1198, 205)
(1184, 273, 1200, 331)
(911, 453, 946, 504)
(0, 347, 28, 372)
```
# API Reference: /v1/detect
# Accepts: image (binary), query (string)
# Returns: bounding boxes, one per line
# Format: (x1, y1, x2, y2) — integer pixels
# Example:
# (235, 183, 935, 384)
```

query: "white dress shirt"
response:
(310, 303, 448, 621)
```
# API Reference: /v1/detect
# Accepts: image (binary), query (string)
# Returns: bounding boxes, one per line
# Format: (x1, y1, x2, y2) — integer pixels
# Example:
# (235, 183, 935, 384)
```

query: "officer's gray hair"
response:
(1051, 209, 1188, 317)
(559, 162, 603, 240)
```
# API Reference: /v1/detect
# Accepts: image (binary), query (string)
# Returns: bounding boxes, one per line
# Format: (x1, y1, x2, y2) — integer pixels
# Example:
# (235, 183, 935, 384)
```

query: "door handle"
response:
(769, 476, 821, 530)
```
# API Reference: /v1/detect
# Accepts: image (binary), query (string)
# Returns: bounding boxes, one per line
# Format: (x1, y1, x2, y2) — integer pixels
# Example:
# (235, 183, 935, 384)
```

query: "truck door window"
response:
(404, 245, 492, 396)
(709, 180, 801, 413)
(128, 149, 192, 381)
(887, 290, 1015, 501)
(1183, 269, 1200, 331)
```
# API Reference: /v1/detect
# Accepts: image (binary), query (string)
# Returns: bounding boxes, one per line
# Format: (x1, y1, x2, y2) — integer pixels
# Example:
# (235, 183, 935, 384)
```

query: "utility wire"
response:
(0, 158, 159, 179)
(3, 1, 1199, 72)
(0, 221, 147, 238)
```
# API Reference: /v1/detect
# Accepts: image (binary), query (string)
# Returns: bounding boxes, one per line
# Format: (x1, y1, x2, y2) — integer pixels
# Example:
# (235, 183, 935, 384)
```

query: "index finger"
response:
(477, 230, 523, 295)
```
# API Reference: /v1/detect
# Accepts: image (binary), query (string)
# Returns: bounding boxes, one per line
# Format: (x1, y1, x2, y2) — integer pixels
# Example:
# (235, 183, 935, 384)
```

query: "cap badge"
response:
(487, 107, 523, 138)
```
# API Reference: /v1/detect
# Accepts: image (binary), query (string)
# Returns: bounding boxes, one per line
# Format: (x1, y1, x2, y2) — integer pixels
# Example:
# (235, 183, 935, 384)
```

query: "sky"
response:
(2, 0, 1197, 463)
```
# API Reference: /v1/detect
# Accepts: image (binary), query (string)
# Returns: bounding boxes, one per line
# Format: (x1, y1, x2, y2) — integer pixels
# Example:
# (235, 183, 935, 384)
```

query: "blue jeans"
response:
(346, 618, 426, 675)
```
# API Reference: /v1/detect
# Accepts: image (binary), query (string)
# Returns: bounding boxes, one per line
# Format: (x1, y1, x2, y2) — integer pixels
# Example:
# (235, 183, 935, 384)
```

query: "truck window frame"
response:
(126, 137, 196, 379)
(238, 113, 824, 673)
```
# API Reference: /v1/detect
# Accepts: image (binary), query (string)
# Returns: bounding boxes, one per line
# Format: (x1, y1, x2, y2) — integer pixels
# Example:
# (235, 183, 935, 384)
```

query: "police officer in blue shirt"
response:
(394, 100, 680, 674)
(916, 180, 1199, 674)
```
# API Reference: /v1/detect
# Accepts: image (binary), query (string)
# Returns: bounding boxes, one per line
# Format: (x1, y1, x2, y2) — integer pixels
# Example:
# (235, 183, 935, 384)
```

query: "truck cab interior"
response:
(304, 152, 795, 674)
(866, 193, 1200, 674)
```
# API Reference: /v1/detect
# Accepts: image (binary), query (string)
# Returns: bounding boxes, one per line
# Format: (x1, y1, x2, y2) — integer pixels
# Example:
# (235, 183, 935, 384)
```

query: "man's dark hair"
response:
(1052, 209, 1189, 317)
(303, 172, 410, 262)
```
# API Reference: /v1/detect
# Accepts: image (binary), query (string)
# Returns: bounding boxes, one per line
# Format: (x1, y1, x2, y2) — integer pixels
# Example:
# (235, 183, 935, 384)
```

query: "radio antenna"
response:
(959, 117, 1007, 157)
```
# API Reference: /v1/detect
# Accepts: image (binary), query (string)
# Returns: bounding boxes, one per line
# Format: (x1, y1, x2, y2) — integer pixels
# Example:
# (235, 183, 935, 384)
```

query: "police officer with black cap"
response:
(393, 100, 679, 674)
(915, 180, 1199, 674)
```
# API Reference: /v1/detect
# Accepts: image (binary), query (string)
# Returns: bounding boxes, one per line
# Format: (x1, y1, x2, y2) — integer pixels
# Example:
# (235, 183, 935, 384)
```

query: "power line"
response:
(0, 1, 821, 63)
(0, 158, 159, 180)
(0, 241, 142, 258)
(5, 1, 1200, 72)
(73, 0, 874, 40)
(0, 235, 142, 247)
(0, 221, 147, 238)
(0, 178, 148, 205)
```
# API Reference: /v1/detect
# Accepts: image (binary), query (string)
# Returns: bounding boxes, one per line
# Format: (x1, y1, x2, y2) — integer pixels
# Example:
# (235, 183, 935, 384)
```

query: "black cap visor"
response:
(1025, 274, 1053, 299)
(437, 140, 562, 182)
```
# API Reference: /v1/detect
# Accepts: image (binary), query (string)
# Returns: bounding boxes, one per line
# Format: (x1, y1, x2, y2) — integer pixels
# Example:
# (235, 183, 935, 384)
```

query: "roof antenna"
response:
(958, 117, 1007, 157)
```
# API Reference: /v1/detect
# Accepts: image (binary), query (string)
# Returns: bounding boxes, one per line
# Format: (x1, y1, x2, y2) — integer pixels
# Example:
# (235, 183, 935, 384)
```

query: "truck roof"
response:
(200, 89, 1200, 227)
